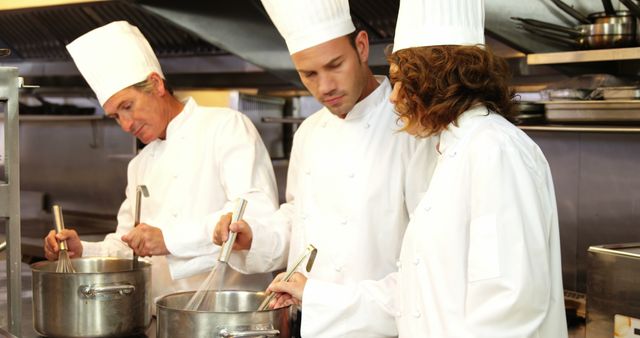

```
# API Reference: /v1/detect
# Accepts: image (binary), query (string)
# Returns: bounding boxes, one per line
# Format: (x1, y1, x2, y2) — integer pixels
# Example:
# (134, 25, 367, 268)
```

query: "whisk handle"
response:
(52, 205, 68, 251)
(219, 199, 248, 263)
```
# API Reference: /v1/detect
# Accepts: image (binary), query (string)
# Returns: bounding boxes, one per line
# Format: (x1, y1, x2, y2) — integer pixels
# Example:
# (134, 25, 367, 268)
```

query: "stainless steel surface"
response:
(526, 131, 640, 293)
(30, 257, 151, 337)
(156, 291, 292, 338)
(0, 67, 21, 337)
(544, 100, 640, 122)
(527, 47, 640, 65)
(230, 93, 286, 159)
(599, 86, 640, 100)
(258, 244, 317, 311)
(133, 185, 149, 269)
(520, 125, 640, 132)
(586, 243, 640, 338)
(52, 205, 67, 252)
(19, 116, 132, 216)
(219, 199, 248, 263)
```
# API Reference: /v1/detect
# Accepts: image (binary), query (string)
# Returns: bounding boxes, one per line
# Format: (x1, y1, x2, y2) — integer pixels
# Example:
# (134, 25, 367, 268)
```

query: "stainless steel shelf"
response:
(519, 125, 640, 133)
(0, 114, 103, 121)
(261, 116, 306, 124)
(0, 66, 22, 337)
(527, 47, 640, 65)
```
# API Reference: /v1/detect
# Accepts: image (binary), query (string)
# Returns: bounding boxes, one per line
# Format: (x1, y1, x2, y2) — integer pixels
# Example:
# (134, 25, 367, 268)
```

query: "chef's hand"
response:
(121, 223, 169, 257)
(267, 272, 307, 309)
(43, 229, 83, 260)
(212, 212, 253, 250)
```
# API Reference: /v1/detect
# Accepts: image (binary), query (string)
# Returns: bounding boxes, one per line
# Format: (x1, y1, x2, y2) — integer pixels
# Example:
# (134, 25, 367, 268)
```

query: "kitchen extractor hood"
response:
(0, 0, 624, 89)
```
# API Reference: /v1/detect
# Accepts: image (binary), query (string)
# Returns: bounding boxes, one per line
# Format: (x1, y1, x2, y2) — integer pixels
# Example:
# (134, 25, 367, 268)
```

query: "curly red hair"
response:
(388, 45, 515, 136)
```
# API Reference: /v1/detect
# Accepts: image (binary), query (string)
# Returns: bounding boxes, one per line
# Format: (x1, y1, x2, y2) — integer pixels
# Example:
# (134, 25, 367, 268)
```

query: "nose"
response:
(318, 73, 337, 97)
(389, 82, 401, 105)
(117, 115, 135, 133)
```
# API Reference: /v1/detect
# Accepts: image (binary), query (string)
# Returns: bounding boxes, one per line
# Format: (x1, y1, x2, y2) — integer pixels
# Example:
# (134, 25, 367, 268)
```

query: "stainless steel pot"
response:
(31, 257, 151, 337)
(156, 291, 292, 338)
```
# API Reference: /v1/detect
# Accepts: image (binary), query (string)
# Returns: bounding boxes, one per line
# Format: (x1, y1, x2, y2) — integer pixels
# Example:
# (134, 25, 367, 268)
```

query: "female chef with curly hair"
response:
(265, 0, 569, 337)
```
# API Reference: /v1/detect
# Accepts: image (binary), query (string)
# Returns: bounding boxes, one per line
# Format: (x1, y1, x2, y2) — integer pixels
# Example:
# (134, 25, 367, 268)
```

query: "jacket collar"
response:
(342, 75, 390, 121)
(165, 97, 196, 140)
(438, 105, 490, 154)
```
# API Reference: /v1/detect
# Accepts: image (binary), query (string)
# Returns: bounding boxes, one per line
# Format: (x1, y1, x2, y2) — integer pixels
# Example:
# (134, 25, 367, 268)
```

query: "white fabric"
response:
(66, 21, 164, 106)
(393, 0, 485, 52)
(261, 0, 356, 54)
(226, 76, 438, 337)
(81, 97, 278, 308)
(303, 106, 568, 338)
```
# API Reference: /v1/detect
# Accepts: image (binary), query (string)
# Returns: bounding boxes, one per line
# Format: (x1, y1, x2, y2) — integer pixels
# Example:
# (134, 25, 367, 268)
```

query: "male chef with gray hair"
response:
(213, 0, 436, 336)
(43, 20, 277, 305)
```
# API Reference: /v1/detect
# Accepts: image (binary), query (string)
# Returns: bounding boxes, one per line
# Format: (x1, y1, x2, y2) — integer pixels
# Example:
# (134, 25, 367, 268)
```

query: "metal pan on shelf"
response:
(543, 100, 640, 122)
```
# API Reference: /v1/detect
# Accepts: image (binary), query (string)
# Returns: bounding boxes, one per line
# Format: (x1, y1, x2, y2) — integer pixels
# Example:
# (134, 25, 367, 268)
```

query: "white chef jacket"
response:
(227, 76, 437, 336)
(82, 97, 278, 303)
(303, 106, 568, 338)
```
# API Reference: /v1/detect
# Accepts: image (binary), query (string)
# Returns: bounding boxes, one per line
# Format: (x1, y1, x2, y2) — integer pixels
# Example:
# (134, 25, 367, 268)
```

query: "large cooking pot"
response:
(156, 290, 292, 338)
(31, 257, 151, 337)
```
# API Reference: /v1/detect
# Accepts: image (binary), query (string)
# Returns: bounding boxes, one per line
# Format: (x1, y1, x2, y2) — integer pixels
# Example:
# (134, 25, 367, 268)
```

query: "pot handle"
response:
(218, 328, 280, 337)
(80, 284, 136, 299)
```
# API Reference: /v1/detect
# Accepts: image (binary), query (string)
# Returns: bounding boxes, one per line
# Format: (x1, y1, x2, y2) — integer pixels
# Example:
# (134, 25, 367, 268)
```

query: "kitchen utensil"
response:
(184, 198, 248, 311)
(602, 0, 616, 16)
(133, 184, 149, 269)
(52, 205, 76, 273)
(550, 0, 591, 24)
(620, 0, 640, 20)
(219, 198, 248, 263)
(257, 244, 318, 311)
(515, 19, 637, 49)
(156, 290, 292, 338)
(594, 86, 640, 100)
(544, 100, 640, 122)
(31, 257, 151, 337)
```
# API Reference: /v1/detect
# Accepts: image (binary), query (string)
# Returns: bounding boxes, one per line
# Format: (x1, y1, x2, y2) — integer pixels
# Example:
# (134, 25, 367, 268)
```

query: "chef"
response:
(267, 0, 569, 337)
(213, 0, 436, 336)
(43, 21, 277, 305)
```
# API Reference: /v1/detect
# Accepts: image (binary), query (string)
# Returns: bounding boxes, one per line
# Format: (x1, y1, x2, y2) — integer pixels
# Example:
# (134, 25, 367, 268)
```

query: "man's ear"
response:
(355, 30, 370, 64)
(148, 72, 166, 96)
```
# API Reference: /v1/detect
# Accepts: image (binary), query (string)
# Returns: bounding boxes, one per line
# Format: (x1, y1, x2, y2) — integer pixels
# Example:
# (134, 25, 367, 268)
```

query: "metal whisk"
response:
(53, 205, 76, 273)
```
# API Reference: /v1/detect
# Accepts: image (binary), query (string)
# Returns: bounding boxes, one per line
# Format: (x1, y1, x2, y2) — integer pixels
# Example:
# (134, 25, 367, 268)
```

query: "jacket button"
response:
(413, 257, 420, 265)
(348, 173, 355, 178)
(364, 123, 370, 129)
(340, 219, 348, 225)
(305, 170, 311, 176)
(396, 311, 402, 318)
(424, 205, 432, 212)
(413, 310, 421, 318)
(172, 213, 178, 218)
(334, 266, 343, 272)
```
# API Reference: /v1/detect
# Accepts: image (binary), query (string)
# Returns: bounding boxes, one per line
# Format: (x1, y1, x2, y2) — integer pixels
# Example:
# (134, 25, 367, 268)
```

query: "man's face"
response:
(291, 33, 370, 118)
(102, 75, 169, 144)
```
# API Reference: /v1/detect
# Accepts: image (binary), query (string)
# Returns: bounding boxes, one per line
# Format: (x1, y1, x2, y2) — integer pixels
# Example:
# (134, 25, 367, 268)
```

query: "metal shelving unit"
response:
(0, 67, 21, 337)
(527, 47, 640, 65)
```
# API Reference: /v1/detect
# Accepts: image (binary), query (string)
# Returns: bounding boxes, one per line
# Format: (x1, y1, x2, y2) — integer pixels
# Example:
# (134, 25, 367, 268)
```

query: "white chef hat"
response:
(66, 21, 165, 106)
(261, 0, 356, 54)
(393, 0, 485, 53)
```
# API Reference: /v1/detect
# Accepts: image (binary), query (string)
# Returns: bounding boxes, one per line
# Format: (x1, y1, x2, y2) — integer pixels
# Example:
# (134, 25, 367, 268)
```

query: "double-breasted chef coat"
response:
(227, 76, 438, 336)
(303, 106, 568, 338)
(82, 97, 279, 305)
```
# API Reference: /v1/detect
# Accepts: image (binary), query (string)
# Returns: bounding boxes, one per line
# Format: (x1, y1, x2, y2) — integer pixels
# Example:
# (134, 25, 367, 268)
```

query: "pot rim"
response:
(155, 290, 292, 314)
(30, 256, 151, 273)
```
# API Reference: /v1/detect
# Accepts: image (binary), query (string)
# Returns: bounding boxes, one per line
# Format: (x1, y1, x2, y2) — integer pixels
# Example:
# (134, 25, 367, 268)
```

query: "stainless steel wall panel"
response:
(527, 131, 640, 294)
(527, 131, 580, 291)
